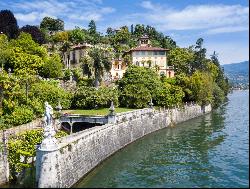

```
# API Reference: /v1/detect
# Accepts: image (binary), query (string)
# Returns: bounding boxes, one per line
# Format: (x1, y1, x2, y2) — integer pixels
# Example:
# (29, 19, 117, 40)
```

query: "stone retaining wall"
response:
(36, 104, 211, 188)
(0, 131, 9, 185)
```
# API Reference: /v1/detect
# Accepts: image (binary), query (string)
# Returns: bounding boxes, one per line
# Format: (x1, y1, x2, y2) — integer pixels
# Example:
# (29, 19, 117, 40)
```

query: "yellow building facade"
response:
(110, 35, 175, 80)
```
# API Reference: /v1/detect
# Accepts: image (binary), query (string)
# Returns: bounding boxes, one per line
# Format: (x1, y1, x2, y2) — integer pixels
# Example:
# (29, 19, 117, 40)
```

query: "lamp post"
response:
(55, 100, 62, 114)
(149, 98, 154, 109)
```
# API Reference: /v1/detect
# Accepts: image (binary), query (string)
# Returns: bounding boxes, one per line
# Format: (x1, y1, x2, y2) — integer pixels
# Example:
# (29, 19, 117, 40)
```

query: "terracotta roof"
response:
(72, 43, 92, 49)
(129, 46, 169, 51)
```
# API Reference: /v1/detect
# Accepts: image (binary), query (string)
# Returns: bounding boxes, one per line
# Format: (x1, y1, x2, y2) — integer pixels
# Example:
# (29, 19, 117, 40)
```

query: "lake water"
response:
(75, 90, 249, 188)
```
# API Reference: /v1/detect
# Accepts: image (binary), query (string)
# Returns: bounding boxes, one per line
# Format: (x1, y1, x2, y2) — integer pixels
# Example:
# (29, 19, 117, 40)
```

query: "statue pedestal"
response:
(36, 123, 60, 187)
(39, 124, 58, 151)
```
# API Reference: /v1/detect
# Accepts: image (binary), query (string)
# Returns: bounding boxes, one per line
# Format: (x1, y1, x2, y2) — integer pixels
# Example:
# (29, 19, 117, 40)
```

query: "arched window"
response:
(168, 71, 171, 78)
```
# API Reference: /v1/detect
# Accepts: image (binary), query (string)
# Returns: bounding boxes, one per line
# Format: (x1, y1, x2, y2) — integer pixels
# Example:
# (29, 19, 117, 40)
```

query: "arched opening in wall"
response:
(168, 71, 171, 78)
(136, 61, 139, 66)
(71, 122, 103, 133)
(61, 122, 103, 133)
(61, 122, 71, 133)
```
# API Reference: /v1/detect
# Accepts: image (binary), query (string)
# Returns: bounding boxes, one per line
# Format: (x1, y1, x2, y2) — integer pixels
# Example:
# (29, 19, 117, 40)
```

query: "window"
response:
(148, 51, 152, 56)
(141, 51, 145, 55)
(136, 61, 139, 66)
(72, 51, 76, 63)
(168, 71, 171, 78)
(159, 51, 165, 55)
(153, 51, 158, 55)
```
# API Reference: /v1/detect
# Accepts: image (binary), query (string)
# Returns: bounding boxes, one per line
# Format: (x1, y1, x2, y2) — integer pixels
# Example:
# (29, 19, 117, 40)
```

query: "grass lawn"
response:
(62, 107, 137, 116)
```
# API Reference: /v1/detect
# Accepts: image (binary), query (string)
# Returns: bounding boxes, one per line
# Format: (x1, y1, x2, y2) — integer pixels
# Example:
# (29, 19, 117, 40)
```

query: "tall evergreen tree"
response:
(0, 10, 19, 39)
(88, 20, 97, 35)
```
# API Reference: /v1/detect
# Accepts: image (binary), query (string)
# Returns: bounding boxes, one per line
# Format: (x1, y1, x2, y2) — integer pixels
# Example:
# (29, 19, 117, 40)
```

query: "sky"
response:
(0, 0, 249, 65)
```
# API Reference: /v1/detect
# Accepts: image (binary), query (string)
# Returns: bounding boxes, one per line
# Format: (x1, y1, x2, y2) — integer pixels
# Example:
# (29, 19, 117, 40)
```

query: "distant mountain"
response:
(222, 61, 249, 75)
(222, 61, 249, 89)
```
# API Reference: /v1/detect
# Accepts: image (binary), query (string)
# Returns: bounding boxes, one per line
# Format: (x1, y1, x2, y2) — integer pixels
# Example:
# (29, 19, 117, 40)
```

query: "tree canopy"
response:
(0, 10, 19, 39)
(40, 17, 64, 32)
(20, 25, 45, 44)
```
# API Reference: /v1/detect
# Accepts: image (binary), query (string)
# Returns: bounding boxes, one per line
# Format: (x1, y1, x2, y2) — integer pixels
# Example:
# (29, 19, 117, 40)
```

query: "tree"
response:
(0, 10, 19, 39)
(88, 20, 96, 35)
(40, 17, 64, 32)
(210, 51, 230, 95)
(69, 27, 85, 44)
(39, 54, 63, 78)
(20, 25, 45, 44)
(82, 47, 112, 87)
(191, 38, 207, 73)
(168, 47, 194, 75)
(133, 24, 145, 37)
(81, 56, 94, 79)
(189, 71, 214, 105)
(7, 32, 48, 75)
(106, 27, 113, 36)
(118, 65, 163, 108)
(52, 31, 69, 43)
(0, 34, 11, 70)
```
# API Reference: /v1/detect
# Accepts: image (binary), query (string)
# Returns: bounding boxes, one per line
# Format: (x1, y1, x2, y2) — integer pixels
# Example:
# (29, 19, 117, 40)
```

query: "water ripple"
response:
(76, 90, 249, 188)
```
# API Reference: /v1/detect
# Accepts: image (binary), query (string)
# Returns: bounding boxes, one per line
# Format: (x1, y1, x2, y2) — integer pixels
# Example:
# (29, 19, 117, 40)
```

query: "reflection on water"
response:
(75, 90, 249, 188)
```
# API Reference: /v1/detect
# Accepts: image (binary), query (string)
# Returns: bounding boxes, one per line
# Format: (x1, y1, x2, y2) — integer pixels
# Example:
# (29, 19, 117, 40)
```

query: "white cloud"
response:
(7, 0, 115, 28)
(206, 26, 249, 34)
(139, 1, 249, 33)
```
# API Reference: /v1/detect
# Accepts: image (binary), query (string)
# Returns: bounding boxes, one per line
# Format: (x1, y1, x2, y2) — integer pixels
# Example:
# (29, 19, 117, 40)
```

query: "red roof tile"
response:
(129, 46, 169, 51)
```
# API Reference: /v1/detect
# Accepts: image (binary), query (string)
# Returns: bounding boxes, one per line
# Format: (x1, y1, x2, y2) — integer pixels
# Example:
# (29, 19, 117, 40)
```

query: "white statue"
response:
(44, 101, 53, 126)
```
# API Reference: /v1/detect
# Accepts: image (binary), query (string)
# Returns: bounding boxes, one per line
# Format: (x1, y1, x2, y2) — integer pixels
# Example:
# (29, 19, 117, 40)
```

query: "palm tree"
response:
(81, 47, 112, 87)
(60, 41, 71, 68)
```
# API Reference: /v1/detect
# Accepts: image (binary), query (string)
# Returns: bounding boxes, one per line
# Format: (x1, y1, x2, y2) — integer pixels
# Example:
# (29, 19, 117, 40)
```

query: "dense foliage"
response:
(29, 80, 72, 109)
(0, 10, 19, 39)
(0, 9, 230, 129)
(20, 25, 45, 44)
(7, 129, 68, 180)
(118, 66, 185, 108)
(40, 17, 64, 32)
(73, 86, 119, 109)
(118, 65, 162, 108)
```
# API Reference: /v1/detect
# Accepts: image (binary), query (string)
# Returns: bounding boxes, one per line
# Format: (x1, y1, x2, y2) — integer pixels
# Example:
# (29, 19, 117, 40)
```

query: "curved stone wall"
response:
(36, 104, 211, 188)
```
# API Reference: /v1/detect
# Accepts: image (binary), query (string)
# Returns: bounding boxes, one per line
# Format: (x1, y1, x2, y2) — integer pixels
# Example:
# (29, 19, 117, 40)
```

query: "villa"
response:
(110, 34, 175, 80)
(63, 43, 93, 69)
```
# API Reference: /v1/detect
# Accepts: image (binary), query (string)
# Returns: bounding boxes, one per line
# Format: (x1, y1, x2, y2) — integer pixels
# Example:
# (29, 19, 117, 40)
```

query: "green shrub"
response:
(155, 84, 184, 107)
(118, 65, 162, 108)
(30, 80, 72, 109)
(77, 77, 94, 87)
(4, 105, 34, 126)
(72, 67, 82, 82)
(212, 83, 226, 108)
(63, 69, 71, 81)
(7, 129, 68, 179)
(73, 86, 119, 109)
(27, 98, 44, 116)
(119, 83, 151, 108)
(39, 53, 63, 78)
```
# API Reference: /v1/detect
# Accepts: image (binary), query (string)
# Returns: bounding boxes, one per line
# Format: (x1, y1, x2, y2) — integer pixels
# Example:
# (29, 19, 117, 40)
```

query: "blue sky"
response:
(0, 0, 249, 64)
